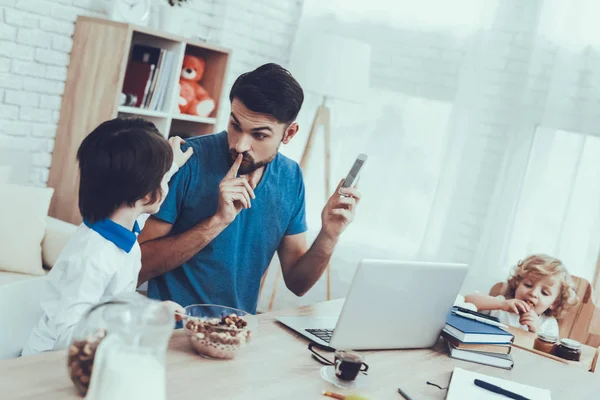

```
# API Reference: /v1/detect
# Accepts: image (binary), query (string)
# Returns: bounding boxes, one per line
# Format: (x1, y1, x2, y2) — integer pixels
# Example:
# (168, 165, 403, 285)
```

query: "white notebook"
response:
(446, 367, 551, 400)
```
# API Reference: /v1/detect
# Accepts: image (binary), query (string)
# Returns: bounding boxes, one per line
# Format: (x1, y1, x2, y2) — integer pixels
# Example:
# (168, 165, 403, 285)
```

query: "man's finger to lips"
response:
(226, 154, 243, 179)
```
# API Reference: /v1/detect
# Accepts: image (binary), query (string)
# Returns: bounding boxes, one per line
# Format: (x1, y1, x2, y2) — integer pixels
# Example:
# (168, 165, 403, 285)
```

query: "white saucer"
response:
(320, 366, 369, 389)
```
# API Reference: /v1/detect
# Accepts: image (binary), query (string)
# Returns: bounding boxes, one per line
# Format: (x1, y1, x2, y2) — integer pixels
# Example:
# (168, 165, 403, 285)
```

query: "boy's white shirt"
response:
(21, 225, 142, 355)
(487, 295, 559, 337)
(21, 162, 179, 356)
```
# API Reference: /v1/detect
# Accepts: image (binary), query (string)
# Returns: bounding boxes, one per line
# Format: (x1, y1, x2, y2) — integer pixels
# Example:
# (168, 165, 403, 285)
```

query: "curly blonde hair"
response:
(503, 254, 579, 319)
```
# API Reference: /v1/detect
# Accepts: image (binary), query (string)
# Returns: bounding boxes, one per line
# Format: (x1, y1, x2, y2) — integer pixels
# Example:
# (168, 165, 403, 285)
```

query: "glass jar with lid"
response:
(555, 338, 582, 361)
(533, 332, 558, 354)
(67, 293, 174, 399)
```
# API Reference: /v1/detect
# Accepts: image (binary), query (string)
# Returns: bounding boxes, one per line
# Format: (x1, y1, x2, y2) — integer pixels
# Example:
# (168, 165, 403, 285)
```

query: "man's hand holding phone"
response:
(321, 154, 366, 240)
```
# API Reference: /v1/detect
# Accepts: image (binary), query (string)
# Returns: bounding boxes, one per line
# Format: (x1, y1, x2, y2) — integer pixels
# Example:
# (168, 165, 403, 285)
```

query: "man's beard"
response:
(228, 149, 277, 175)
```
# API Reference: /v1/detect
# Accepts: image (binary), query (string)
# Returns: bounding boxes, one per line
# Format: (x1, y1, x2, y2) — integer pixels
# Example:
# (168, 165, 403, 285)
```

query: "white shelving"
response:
(117, 106, 218, 138)
(47, 16, 231, 224)
(118, 106, 169, 118)
(172, 113, 216, 124)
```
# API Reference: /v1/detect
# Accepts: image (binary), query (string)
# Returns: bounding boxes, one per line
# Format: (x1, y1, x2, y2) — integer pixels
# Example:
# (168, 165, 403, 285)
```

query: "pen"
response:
(397, 387, 414, 400)
(322, 391, 345, 399)
(474, 379, 531, 400)
(453, 310, 509, 329)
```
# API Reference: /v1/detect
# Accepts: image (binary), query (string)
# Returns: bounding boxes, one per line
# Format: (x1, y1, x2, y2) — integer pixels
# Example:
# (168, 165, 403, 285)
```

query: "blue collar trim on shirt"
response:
(83, 218, 140, 253)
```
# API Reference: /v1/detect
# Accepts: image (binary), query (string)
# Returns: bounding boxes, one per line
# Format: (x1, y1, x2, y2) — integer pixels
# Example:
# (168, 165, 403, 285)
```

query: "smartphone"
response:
(339, 153, 368, 195)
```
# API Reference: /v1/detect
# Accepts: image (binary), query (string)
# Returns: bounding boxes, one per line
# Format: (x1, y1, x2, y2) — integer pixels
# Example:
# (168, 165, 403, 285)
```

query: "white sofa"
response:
(0, 216, 77, 286)
(0, 164, 76, 283)
(0, 215, 76, 359)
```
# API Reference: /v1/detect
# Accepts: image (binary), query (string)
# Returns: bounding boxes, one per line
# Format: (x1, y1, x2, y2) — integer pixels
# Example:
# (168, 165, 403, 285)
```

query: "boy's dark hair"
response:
(229, 63, 304, 124)
(77, 118, 173, 223)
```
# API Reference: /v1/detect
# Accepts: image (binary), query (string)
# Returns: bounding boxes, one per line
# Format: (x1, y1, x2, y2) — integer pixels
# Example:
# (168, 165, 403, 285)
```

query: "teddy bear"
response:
(179, 54, 215, 117)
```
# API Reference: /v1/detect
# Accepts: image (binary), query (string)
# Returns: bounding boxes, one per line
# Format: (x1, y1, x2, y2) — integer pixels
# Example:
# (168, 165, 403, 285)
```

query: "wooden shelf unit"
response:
(47, 16, 231, 224)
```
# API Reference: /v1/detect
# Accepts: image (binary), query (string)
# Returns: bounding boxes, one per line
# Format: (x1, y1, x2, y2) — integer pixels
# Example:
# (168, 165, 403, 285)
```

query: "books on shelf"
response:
(122, 44, 176, 112)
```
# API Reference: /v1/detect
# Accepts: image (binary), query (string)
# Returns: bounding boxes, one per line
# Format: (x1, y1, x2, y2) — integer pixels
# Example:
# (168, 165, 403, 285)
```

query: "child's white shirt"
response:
(487, 295, 559, 337)
(21, 163, 179, 356)
(22, 222, 141, 355)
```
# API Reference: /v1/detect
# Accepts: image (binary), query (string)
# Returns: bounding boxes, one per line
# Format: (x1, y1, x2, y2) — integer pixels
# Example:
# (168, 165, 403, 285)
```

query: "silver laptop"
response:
(275, 259, 468, 350)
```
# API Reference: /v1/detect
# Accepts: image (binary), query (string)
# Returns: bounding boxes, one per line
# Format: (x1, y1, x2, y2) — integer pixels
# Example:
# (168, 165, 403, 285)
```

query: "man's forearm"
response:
(285, 231, 338, 296)
(139, 215, 228, 284)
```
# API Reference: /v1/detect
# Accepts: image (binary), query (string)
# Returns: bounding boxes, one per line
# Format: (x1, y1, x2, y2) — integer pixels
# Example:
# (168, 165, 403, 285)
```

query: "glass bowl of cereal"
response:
(182, 304, 258, 360)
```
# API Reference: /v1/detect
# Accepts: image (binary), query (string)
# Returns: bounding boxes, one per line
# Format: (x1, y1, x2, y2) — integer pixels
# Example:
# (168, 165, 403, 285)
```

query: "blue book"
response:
(444, 313, 514, 344)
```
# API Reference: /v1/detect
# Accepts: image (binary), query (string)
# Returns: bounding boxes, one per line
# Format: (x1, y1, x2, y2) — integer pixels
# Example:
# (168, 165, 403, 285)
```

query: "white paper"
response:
(446, 367, 551, 400)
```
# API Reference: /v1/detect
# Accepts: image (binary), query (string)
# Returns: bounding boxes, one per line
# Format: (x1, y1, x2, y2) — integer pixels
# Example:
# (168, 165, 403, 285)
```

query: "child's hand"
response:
(519, 309, 541, 333)
(163, 300, 186, 321)
(169, 136, 193, 168)
(502, 298, 531, 314)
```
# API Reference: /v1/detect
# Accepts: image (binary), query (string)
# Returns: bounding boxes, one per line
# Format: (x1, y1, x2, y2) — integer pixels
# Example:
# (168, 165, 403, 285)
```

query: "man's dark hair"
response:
(229, 63, 304, 124)
(77, 117, 173, 223)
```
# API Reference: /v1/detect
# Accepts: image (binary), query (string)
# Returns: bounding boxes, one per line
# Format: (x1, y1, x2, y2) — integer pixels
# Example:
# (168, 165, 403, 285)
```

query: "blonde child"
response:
(22, 118, 193, 356)
(465, 254, 579, 336)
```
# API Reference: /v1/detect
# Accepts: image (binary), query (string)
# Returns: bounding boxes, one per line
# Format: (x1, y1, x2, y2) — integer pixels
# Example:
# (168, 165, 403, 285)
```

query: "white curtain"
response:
(258, 0, 600, 311)
(470, 0, 600, 294)
(502, 129, 600, 282)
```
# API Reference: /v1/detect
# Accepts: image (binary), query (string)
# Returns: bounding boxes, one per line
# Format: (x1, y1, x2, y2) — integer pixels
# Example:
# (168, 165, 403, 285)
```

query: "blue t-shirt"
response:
(147, 131, 307, 313)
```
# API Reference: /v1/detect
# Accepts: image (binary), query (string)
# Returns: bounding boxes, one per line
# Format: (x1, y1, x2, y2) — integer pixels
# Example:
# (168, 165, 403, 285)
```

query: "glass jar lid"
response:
(559, 338, 582, 350)
(537, 332, 558, 343)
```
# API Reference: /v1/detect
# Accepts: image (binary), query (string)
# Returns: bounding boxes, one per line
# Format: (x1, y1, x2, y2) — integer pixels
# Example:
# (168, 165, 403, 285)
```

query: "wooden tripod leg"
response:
(322, 106, 332, 300)
(300, 105, 323, 169)
(267, 265, 282, 312)
(266, 106, 325, 311)
(259, 269, 268, 299)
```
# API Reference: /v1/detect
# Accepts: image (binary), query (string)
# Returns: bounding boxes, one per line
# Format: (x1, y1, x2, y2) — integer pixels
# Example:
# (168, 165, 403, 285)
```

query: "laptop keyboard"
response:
(306, 328, 334, 343)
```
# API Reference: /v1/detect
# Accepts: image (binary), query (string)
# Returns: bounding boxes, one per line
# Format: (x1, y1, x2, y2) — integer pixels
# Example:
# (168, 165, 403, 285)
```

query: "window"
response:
(504, 128, 600, 281)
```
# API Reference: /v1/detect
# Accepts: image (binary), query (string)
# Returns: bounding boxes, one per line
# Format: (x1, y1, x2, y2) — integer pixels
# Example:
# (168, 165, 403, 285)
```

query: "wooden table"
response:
(2, 299, 600, 399)
(508, 325, 599, 370)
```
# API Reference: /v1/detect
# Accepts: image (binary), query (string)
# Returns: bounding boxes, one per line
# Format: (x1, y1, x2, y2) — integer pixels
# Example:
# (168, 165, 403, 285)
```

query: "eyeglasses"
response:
(308, 343, 335, 366)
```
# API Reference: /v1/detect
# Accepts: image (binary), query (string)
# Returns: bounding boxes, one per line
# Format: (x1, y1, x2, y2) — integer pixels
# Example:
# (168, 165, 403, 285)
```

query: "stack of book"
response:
(121, 44, 176, 111)
(443, 308, 515, 369)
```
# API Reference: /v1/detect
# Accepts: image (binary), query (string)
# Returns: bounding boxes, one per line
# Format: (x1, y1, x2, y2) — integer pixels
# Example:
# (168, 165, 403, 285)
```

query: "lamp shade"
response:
(288, 32, 371, 101)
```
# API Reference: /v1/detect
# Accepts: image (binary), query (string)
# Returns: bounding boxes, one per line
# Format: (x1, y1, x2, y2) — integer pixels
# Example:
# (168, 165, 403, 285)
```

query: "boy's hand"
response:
(519, 309, 541, 333)
(169, 136, 193, 168)
(502, 298, 531, 314)
(163, 300, 186, 321)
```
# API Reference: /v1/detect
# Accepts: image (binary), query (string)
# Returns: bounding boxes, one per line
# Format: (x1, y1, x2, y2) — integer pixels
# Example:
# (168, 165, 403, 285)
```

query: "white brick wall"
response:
(0, 0, 303, 187)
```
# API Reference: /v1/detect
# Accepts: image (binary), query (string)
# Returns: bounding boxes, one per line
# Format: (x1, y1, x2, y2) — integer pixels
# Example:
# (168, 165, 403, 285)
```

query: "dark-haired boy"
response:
(22, 118, 192, 355)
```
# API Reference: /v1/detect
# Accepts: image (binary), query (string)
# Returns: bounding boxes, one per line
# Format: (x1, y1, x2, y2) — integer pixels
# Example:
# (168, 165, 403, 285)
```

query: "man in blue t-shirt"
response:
(138, 63, 361, 314)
